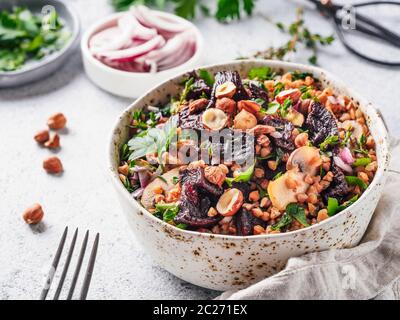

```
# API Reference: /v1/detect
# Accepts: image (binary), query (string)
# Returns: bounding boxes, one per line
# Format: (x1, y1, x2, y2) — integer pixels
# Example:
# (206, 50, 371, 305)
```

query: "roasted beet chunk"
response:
(174, 167, 223, 227)
(235, 208, 266, 236)
(323, 165, 350, 202)
(306, 102, 339, 146)
(178, 106, 204, 130)
(208, 71, 249, 108)
(263, 116, 295, 151)
(247, 81, 269, 106)
(186, 78, 211, 100)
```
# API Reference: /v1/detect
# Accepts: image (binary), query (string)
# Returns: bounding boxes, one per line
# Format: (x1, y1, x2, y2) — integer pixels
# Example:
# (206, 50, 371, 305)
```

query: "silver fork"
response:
(40, 227, 100, 300)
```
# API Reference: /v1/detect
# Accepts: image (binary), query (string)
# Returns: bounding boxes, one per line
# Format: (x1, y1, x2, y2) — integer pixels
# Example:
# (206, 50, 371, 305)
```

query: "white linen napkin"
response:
(218, 142, 400, 300)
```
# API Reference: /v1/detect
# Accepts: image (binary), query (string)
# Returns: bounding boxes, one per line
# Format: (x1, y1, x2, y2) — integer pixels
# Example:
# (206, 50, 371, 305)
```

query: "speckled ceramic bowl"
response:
(108, 60, 390, 291)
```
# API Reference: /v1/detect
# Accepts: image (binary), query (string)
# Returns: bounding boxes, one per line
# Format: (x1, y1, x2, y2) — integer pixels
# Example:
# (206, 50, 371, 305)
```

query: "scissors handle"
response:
(309, 0, 400, 65)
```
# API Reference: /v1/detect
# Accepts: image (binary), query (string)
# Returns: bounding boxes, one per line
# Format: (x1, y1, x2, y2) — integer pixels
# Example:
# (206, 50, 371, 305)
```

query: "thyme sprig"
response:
(252, 8, 334, 65)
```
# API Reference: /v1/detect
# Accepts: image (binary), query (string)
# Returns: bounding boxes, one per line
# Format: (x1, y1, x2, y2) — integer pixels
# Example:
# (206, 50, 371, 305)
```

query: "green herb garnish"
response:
(327, 197, 339, 216)
(198, 69, 214, 86)
(127, 115, 178, 167)
(354, 134, 368, 155)
(250, 8, 334, 65)
(111, 0, 255, 22)
(180, 77, 194, 103)
(273, 82, 285, 96)
(353, 157, 371, 167)
(341, 127, 352, 147)
(280, 98, 292, 118)
(0, 7, 70, 72)
(345, 176, 368, 190)
(248, 66, 274, 81)
(155, 202, 180, 222)
(327, 196, 359, 216)
(272, 171, 283, 180)
(264, 102, 280, 115)
(286, 203, 309, 227)
(319, 135, 339, 151)
(172, 176, 179, 184)
(225, 163, 255, 187)
(271, 213, 292, 231)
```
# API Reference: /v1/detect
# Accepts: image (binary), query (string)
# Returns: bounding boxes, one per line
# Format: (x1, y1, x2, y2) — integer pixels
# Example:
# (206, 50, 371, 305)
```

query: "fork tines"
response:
(40, 227, 100, 300)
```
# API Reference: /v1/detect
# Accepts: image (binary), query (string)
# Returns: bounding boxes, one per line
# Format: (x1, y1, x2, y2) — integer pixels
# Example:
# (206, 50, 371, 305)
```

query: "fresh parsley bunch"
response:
(0, 7, 70, 72)
(111, 0, 256, 22)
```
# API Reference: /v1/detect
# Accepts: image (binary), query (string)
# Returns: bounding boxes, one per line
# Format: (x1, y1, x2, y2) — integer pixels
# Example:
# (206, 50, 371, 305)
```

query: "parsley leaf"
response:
(127, 115, 178, 165)
(327, 197, 339, 216)
(198, 69, 215, 86)
(271, 213, 292, 231)
(248, 66, 274, 81)
(345, 176, 368, 190)
(155, 202, 180, 222)
(286, 203, 309, 227)
(225, 163, 255, 187)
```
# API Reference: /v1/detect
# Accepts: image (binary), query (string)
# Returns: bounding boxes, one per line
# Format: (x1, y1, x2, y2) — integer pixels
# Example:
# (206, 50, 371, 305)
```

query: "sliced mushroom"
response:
(202, 108, 228, 131)
(267, 170, 308, 210)
(340, 120, 364, 140)
(286, 146, 322, 176)
(141, 167, 180, 209)
(216, 188, 244, 216)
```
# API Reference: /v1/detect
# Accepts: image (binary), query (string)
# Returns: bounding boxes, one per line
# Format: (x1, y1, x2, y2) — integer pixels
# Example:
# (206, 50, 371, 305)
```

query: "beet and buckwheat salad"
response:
(118, 67, 377, 236)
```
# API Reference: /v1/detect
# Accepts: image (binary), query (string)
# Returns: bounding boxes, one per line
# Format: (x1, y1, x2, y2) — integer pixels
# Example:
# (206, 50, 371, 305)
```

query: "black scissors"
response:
(307, 0, 400, 66)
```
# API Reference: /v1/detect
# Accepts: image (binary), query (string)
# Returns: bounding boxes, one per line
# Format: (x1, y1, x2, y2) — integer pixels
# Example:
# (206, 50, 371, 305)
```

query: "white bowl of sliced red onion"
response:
(81, 5, 203, 98)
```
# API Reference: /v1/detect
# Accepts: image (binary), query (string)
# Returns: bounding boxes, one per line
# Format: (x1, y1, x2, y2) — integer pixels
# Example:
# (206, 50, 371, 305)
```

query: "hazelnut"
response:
(249, 190, 260, 202)
(47, 112, 67, 130)
(201, 108, 228, 131)
(216, 188, 244, 216)
(34, 129, 50, 144)
(216, 97, 236, 114)
(237, 100, 261, 116)
(207, 207, 218, 217)
(317, 209, 329, 222)
(276, 88, 301, 104)
(43, 156, 63, 174)
(233, 109, 257, 130)
(215, 81, 236, 99)
(188, 98, 208, 114)
(204, 165, 226, 187)
(44, 133, 60, 149)
(23, 203, 44, 225)
(294, 132, 309, 148)
(118, 163, 129, 176)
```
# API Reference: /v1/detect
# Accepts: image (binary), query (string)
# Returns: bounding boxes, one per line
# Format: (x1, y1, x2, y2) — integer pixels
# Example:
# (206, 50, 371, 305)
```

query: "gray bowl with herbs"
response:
(0, 0, 80, 88)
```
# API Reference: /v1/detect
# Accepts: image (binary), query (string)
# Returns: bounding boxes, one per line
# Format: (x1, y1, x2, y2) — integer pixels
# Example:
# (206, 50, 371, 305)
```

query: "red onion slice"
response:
(158, 41, 195, 71)
(132, 188, 144, 198)
(333, 156, 353, 174)
(97, 35, 166, 62)
(90, 26, 133, 54)
(132, 5, 189, 35)
(339, 147, 354, 165)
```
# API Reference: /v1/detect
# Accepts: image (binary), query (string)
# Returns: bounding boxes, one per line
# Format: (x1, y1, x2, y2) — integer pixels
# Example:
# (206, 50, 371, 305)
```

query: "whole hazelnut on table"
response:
(34, 129, 50, 144)
(43, 156, 63, 174)
(47, 113, 67, 130)
(23, 203, 44, 225)
(44, 133, 60, 149)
